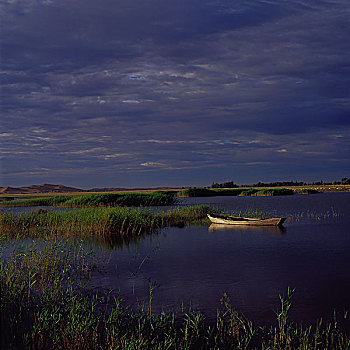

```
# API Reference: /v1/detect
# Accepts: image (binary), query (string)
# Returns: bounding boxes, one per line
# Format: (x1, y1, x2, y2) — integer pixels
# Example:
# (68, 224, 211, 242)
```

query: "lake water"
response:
(3, 193, 350, 327)
(84, 192, 349, 326)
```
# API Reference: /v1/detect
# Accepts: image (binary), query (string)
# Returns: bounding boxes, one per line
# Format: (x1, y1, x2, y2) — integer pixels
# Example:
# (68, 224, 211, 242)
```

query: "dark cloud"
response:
(1, 0, 350, 187)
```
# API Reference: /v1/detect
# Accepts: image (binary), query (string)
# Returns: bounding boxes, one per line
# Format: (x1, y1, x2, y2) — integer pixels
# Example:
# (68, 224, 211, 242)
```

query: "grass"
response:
(0, 192, 176, 208)
(1, 242, 349, 349)
(177, 188, 295, 197)
(0, 205, 283, 245)
(253, 188, 294, 196)
(295, 188, 320, 194)
(0, 196, 15, 202)
(287, 207, 342, 223)
(0, 205, 212, 243)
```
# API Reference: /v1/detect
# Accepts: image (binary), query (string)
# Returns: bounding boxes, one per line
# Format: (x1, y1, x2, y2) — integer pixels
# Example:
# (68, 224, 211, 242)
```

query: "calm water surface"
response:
(86, 193, 350, 326)
(3, 193, 350, 326)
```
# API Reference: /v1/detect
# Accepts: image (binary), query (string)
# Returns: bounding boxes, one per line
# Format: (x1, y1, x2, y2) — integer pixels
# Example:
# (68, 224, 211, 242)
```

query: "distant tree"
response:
(341, 177, 350, 185)
(211, 181, 237, 188)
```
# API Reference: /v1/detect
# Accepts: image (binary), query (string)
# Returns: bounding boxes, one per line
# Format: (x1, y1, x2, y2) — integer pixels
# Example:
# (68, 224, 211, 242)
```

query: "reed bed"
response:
(252, 188, 294, 196)
(1, 243, 349, 349)
(287, 208, 343, 223)
(0, 205, 212, 241)
(178, 188, 295, 197)
(0, 192, 176, 208)
(295, 188, 320, 194)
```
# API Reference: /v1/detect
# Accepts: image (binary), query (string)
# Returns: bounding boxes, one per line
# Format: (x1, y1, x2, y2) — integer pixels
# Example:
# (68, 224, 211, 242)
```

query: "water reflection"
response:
(208, 223, 286, 233)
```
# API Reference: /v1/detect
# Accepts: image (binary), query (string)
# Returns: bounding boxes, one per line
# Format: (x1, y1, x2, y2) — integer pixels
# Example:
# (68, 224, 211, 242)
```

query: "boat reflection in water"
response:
(208, 223, 286, 233)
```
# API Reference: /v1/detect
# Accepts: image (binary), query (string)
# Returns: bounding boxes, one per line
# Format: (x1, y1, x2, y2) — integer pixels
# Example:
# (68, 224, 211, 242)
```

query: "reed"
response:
(213, 188, 243, 196)
(177, 187, 295, 197)
(253, 188, 294, 196)
(295, 188, 320, 194)
(239, 188, 259, 196)
(287, 208, 342, 223)
(1, 243, 349, 349)
(0, 192, 176, 208)
(177, 188, 216, 197)
(0, 205, 212, 242)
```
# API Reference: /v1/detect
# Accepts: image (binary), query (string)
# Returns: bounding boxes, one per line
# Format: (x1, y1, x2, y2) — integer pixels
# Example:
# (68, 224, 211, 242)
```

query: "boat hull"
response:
(207, 214, 286, 226)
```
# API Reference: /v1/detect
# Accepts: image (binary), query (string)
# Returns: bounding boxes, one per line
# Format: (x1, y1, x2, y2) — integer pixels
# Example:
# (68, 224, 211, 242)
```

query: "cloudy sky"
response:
(1, 0, 350, 188)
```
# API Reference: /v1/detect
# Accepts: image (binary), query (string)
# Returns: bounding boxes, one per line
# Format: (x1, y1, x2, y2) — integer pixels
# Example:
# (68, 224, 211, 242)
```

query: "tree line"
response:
(211, 178, 350, 188)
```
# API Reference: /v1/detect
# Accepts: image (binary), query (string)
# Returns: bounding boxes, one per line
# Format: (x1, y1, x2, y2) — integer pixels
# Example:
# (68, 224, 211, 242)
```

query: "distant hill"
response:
(0, 184, 83, 194)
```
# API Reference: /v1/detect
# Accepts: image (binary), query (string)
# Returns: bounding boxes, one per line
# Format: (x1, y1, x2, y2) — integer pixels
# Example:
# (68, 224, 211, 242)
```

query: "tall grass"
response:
(295, 188, 320, 194)
(253, 188, 294, 196)
(177, 188, 216, 197)
(0, 205, 212, 242)
(0, 192, 176, 208)
(177, 187, 295, 197)
(1, 242, 349, 349)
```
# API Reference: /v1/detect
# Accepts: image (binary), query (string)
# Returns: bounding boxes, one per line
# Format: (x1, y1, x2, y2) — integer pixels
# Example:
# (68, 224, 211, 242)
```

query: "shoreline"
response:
(1, 184, 349, 201)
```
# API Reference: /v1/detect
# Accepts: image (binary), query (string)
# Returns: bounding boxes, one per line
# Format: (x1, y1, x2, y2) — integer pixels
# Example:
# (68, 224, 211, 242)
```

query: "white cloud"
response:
(140, 162, 166, 167)
(103, 153, 130, 159)
(0, 133, 14, 137)
(122, 99, 140, 104)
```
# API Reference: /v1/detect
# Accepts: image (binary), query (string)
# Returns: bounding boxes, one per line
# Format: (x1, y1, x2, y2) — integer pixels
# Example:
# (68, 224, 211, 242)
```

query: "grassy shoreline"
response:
(0, 187, 302, 208)
(0, 191, 176, 208)
(1, 185, 350, 206)
(1, 241, 349, 349)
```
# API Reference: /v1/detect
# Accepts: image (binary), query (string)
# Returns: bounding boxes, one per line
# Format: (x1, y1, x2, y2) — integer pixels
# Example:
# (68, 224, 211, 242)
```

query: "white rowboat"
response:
(207, 213, 286, 226)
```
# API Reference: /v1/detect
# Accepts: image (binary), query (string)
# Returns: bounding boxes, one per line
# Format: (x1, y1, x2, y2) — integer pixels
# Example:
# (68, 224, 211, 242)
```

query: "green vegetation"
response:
(341, 177, 350, 185)
(0, 205, 211, 242)
(177, 188, 216, 197)
(253, 188, 294, 196)
(0, 192, 175, 208)
(0, 196, 15, 202)
(214, 188, 244, 196)
(239, 188, 259, 196)
(211, 180, 238, 188)
(1, 242, 349, 349)
(177, 187, 294, 197)
(295, 188, 320, 194)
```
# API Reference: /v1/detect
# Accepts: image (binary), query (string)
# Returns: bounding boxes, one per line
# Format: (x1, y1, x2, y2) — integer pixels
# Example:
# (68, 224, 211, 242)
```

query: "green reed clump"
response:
(0, 241, 98, 350)
(213, 188, 243, 196)
(239, 188, 259, 196)
(0, 192, 175, 208)
(0, 207, 158, 239)
(0, 195, 74, 207)
(296, 188, 320, 194)
(158, 205, 211, 226)
(221, 208, 271, 219)
(2, 243, 349, 350)
(177, 188, 216, 197)
(254, 188, 294, 196)
(63, 192, 175, 207)
(0, 205, 211, 241)
(177, 187, 295, 198)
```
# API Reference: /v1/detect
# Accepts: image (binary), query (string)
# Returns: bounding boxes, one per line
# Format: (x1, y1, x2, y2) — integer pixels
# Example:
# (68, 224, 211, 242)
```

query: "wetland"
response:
(1, 191, 349, 349)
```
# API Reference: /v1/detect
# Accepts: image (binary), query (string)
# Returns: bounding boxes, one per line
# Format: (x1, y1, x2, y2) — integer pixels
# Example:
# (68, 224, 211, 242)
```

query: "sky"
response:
(1, 0, 350, 188)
